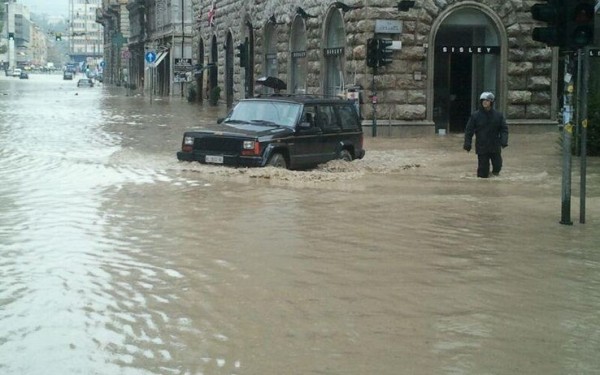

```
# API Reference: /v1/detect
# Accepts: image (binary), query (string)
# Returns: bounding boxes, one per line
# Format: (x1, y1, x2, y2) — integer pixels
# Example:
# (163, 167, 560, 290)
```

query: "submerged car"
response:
(176, 94, 365, 170)
(63, 71, 74, 80)
(77, 78, 94, 87)
(19, 71, 29, 79)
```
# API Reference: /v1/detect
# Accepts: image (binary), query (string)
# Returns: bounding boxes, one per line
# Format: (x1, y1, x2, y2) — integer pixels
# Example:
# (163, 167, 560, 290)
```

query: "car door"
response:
(290, 106, 324, 168)
(317, 104, 342, 162)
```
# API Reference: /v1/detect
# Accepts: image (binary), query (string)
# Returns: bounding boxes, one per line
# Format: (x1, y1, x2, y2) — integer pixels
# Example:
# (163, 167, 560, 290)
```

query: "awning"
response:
(153, 51, 169, 67)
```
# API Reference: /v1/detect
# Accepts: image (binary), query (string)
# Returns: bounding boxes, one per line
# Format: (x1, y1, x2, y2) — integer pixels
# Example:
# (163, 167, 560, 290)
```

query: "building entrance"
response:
(433, 8, 500, 134)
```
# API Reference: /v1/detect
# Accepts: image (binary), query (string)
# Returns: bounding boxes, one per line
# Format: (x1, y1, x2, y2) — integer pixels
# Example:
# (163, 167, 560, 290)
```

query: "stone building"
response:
(99, 0, 561, 136)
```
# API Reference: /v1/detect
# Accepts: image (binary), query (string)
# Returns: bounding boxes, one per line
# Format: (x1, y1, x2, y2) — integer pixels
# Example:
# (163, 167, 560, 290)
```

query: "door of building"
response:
(433, 8, 500, 133)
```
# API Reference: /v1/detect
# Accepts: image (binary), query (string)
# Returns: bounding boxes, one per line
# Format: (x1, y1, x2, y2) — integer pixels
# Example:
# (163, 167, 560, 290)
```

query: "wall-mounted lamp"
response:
(296, 7, 317, 19)
(268, 15, 284, 25)
(332, 2, 363, 13)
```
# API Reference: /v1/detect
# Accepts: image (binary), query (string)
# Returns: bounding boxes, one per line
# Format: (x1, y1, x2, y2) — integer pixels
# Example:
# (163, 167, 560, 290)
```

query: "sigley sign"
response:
(440, 46, 500, 54)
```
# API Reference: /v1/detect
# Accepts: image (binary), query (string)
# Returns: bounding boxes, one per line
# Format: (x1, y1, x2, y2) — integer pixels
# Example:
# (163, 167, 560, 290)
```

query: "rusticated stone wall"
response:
(190, 0, 557, 133)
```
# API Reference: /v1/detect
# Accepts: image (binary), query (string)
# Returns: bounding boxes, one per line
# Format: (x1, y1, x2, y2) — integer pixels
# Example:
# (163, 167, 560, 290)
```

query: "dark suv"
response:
(176, 95, 365, 169)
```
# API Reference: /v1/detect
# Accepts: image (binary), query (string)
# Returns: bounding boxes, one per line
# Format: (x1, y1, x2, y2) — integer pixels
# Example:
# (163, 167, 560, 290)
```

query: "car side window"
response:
(318, 105, 340, 133)
(301, 106, 317, 127)
(338, 105, 359, 131)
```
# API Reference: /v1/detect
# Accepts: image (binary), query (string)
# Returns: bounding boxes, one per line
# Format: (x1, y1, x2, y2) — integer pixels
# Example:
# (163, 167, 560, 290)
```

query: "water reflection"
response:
(1, 74, 599, 374)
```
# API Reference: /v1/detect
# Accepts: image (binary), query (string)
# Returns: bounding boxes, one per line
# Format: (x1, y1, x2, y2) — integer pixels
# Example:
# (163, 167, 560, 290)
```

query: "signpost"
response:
(145, 51, 157, 103)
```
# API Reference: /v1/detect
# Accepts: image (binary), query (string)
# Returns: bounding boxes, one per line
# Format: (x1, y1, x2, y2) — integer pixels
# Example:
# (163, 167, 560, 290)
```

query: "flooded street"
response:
(1, 74, 600, 375)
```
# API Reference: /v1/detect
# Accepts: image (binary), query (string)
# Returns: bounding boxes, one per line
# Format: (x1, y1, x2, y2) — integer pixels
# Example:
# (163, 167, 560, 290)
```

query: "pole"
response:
(371, 67, 377, 137)
(579, 47, 590, 224)
(575, 50, 582, 156)
(181, 0, 185, 97)
(560, 54, 573, 225)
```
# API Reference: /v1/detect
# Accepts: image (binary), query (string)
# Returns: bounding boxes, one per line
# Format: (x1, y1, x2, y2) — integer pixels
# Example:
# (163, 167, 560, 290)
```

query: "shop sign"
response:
(324, 47, 344, 57)
(440, 46, 500, 54)
(291, 51, 306, 58)
(375, 20, 403, 34)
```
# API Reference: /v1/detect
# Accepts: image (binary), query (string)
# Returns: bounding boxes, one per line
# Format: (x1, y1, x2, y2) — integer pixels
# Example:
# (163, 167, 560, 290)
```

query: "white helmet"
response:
(480, 92, 495, 102)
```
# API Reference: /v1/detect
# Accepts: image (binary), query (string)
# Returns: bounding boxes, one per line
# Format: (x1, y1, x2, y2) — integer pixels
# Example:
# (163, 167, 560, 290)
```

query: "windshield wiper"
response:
(224, 119, 249, 124)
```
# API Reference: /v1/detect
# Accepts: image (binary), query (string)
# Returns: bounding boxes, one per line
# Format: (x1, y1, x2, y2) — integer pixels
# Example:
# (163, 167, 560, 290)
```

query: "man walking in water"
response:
(463, 92, 509, 178)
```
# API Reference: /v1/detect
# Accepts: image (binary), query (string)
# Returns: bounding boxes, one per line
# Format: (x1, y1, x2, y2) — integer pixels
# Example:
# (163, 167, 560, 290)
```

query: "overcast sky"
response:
(19, 0, 68, 18)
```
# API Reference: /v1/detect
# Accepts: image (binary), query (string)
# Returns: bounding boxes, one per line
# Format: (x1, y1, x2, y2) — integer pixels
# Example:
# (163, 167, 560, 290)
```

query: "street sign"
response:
(145, 51, 157, 64)
(174, 58, 193, 72)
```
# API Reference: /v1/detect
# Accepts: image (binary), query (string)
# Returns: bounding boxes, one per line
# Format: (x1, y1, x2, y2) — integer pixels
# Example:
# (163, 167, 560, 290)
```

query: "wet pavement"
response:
(1, 73, 599, 374)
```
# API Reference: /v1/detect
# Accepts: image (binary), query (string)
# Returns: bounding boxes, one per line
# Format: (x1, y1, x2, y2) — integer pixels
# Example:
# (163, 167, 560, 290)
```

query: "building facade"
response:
(100, 0, 563, 135)
(70, 0, 104, 68)
(1, 1, 31, 71)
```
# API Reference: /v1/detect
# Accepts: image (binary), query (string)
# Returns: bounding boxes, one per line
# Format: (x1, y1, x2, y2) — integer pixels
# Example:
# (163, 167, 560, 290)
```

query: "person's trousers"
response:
(477, 152, 502, 178)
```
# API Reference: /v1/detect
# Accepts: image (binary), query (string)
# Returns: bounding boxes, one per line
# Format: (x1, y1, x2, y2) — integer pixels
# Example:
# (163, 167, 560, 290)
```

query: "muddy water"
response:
(1, 74, 599, 374)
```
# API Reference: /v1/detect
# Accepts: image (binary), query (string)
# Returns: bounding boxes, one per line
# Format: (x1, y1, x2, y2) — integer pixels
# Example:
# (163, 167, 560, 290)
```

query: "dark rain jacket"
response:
(464, 106, 509, 154)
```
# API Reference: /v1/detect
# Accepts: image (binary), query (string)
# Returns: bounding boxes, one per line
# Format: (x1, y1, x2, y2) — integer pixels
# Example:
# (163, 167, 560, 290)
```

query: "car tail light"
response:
(241, 140, 261, 156)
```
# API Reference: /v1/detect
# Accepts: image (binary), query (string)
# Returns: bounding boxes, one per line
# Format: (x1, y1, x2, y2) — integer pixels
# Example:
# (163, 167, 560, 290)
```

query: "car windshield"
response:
(227, 101, 302, 128)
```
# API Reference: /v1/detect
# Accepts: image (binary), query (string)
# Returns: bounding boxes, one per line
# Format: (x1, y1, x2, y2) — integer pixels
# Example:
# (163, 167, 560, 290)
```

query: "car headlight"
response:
(241, 140, 261, 156)
(184, 136, 194, 145)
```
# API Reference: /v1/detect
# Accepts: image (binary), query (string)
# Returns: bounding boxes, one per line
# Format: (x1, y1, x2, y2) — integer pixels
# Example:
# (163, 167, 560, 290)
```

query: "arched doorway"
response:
(210, 35, 219, 103)
(225, 32, 234, 108)
(431, 5, 505, 133)
(262, 23, 278, 95)
(289, 16, 308, 94)
(322, 9, 346, 97)
(197, 39, 205, 102)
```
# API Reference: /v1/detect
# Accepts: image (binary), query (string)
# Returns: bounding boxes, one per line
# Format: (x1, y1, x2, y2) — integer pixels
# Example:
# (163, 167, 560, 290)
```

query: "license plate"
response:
(205, 155, 224, 164)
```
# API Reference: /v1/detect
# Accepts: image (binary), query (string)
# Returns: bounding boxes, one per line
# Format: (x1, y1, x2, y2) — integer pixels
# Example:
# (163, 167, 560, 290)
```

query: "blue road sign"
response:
(145, 51, 157, 63)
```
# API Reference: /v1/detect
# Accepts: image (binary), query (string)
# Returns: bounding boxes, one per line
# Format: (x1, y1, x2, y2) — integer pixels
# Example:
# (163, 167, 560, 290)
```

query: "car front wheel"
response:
(267, 153, 287, 169)
(339, 149, 352, 161)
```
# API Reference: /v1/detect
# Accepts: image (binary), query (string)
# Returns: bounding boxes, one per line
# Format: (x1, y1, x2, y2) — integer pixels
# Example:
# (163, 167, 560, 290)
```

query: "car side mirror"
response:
(217, 117, 225, 124)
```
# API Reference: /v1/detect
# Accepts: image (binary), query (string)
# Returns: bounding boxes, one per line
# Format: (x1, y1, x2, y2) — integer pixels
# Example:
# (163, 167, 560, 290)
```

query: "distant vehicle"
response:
(63, 71, 74, 80)
(12, 68, 22, 77)
(19, 71, 29, 79)
(77, 78, 94, 88)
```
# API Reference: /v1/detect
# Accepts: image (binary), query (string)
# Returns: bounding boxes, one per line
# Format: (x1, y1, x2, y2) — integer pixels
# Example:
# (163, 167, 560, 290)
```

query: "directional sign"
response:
(145, 51, 157, 63)
(174, 58, 193, 72)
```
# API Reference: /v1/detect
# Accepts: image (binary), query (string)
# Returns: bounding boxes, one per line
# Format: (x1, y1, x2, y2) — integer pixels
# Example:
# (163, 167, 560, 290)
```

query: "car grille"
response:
(194, 137, 242, 154)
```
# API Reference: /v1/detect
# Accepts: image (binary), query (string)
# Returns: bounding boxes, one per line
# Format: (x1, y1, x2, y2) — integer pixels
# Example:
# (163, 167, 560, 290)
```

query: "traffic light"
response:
(236, 41, 248, 69)
(8, 32, 14, 41)
(366, 38, 378, 68)
(55, 33, 62, 41)
(377, 39, 393, 67)
(565, 0, 595, 48)
(530, 0, 564, 46)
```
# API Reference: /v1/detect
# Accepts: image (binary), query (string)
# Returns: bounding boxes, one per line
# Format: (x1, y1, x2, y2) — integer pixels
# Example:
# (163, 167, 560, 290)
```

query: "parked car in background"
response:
(77, 78, 94, 88)
(63, 71, 74, 80)
(19, 71, 29, 79)
(177, 94, 365, 170)
(12, 68, 22, 77)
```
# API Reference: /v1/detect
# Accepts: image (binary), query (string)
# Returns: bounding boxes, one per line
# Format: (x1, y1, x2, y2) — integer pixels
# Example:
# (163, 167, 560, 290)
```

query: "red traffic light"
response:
(566, 0, 595, 48)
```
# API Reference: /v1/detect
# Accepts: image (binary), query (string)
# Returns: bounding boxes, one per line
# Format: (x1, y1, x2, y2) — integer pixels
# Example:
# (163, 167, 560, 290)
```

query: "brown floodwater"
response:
(1, 74, 599, 374)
